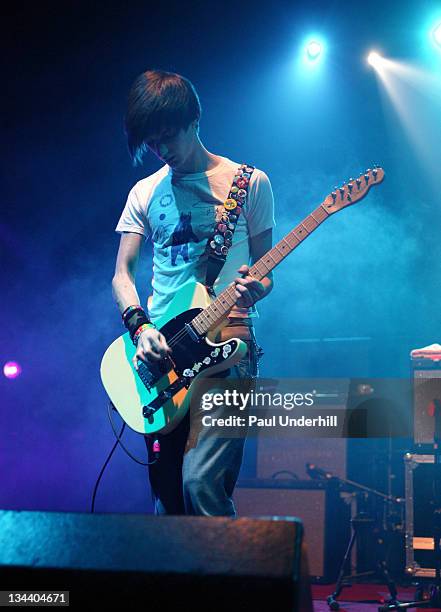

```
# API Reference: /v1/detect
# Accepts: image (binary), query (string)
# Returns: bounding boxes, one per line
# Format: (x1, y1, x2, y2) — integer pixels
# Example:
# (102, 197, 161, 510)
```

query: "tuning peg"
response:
(356, 178, 362, 189)
(331, 191, 337, 202)
(339, 187, 345, 198)
(348, 183, 353, 193)
(372, 168, 378, 179)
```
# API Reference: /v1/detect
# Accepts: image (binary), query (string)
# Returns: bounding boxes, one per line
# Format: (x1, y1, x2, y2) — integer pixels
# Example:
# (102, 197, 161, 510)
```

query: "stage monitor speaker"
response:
(234, 479, 350, 583)
(0, 510, 313, 612)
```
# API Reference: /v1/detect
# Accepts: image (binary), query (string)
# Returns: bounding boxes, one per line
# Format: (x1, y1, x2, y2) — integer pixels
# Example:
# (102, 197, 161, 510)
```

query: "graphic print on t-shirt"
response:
(170, 211, 200, 266)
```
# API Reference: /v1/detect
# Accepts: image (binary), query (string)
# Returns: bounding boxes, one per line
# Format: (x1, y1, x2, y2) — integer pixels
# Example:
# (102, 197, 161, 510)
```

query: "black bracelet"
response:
(123, 308, 152, 342)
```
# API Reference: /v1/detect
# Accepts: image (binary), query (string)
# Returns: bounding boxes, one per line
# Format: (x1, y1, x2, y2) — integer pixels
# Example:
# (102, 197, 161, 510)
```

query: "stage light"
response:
(3, 361, 22, 379)
(432, 22, 441, 48)
(367, 51, 383, 67)
(306, 40, 322, 61)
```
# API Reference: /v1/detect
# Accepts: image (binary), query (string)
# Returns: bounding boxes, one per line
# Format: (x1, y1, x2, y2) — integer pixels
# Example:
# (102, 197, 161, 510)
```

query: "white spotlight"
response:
(433, 22, 441, 48)
(367, 51, 383, 67)
(306, 41, 322, 61)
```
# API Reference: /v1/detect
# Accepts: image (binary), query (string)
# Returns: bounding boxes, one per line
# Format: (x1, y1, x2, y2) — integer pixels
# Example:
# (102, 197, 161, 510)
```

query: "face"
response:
(147, 122, 197, 170)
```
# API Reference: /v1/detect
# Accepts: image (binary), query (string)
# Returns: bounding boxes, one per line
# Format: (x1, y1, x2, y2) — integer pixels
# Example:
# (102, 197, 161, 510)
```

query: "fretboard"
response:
(191, 202, 330, 336)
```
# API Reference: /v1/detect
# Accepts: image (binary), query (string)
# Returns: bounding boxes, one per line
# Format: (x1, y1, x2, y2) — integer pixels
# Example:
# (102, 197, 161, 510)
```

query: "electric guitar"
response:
(101, 167, 385, 434)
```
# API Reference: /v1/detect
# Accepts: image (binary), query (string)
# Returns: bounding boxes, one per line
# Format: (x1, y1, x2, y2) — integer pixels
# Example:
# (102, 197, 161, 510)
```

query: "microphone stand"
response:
(307, 465, 403, 611)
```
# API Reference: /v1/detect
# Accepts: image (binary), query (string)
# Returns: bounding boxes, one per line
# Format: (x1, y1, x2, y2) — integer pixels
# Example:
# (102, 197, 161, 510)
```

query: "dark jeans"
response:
(144, 322, 261, 516)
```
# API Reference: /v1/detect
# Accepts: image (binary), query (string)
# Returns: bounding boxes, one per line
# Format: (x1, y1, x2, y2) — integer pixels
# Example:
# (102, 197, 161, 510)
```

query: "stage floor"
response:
(312, 583, 440, 611)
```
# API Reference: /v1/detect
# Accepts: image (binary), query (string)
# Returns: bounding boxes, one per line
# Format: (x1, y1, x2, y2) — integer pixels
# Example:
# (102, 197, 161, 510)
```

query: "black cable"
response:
(90, 401, 158, 513)
(106, 400, 154, 466)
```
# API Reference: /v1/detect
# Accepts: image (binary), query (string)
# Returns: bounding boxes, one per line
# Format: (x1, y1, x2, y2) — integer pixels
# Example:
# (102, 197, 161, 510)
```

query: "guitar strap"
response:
(205, 163, 255, 295)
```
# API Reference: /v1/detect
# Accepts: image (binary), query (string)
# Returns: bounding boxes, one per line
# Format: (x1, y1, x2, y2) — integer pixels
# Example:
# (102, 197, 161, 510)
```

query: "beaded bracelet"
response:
(133, 323, 156, 346)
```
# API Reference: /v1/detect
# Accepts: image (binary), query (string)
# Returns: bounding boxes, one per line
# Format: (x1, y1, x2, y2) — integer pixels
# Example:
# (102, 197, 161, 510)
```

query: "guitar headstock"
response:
(323, 166, 385, 214)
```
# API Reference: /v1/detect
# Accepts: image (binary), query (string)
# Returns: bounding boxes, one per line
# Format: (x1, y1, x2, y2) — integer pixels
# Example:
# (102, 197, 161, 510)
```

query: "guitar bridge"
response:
(137, 358, 173, 391)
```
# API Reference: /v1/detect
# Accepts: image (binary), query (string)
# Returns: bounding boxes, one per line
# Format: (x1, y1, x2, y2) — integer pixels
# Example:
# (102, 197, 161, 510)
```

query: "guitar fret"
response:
(286, 232, 300, 247)
(293, 226, 307, 240)
(311, 209, 325, 223)
(273, 243, 288, 258)
(303, 216, 318, 231)
(255, 260, 270, 277)
(265, 250, 278, 266)
(320, 203, 331, 217)
(193, 320, 203, 335)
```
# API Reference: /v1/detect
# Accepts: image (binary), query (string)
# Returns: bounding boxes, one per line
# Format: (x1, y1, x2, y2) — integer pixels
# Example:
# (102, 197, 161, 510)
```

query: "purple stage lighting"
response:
(3, 361, 22, 379)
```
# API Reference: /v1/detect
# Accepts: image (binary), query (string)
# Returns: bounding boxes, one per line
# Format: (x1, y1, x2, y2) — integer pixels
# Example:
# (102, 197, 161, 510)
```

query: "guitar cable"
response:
(90, 400, 160, 513)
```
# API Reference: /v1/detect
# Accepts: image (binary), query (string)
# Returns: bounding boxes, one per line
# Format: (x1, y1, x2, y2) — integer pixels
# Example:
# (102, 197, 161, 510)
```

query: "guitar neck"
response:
(191, 201, 330, 336)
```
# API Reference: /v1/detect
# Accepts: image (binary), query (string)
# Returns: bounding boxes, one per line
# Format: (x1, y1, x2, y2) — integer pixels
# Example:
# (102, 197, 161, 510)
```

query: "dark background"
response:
(1, 0, 440, 513)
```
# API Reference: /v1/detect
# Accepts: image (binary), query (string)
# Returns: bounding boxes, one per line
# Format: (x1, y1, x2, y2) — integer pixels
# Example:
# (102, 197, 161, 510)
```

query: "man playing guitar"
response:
(112, 70, 275, 516)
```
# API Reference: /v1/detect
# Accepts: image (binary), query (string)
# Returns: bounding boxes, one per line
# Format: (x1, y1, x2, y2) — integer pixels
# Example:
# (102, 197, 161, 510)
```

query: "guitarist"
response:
(112, 70, 275, 516)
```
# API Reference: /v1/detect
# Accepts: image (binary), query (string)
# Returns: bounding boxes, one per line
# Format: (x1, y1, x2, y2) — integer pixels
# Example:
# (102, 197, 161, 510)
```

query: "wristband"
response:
(122, 304, 143, 323)
(133, 323, 156, 346)
(122, 305, 152, 341)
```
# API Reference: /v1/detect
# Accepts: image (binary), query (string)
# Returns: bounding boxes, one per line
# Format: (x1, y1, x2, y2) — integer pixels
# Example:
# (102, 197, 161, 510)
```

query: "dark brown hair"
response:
(125, 70, 202, 165)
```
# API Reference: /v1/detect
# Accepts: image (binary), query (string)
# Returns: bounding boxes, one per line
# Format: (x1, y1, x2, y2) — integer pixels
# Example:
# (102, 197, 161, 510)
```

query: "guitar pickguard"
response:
(142, 309, 240, 389)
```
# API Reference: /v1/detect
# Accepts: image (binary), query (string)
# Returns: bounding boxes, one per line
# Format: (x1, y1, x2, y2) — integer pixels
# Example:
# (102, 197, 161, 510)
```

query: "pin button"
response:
(224, 198, 238, 210)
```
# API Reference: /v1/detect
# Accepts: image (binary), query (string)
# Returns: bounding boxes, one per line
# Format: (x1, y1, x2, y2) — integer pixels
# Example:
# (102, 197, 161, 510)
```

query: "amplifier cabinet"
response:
(411, 358, 441, 446)
(404, 453, 441, 578)
(234, 479, 350, 583)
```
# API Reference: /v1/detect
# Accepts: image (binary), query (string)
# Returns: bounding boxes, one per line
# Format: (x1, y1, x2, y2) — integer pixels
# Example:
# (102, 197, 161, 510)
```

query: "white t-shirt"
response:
(115, 156, 275, 322)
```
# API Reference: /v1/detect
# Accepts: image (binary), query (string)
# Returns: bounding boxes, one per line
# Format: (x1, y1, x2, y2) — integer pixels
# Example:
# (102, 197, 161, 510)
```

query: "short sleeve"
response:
(244, 170, 276, 238)
(115, 184, 151, 239)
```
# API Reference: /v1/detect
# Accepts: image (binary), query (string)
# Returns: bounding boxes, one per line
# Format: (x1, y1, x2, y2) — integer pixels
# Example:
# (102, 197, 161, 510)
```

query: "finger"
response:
(158, 335, 172, 354)
(237, 264, 249, 275)
(235, 285, 252, 305)
(146, 343, 164, 361)
(235, 276, 252, 286)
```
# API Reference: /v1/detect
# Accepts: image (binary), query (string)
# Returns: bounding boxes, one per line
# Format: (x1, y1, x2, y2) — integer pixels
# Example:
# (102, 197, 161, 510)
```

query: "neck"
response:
(173, 138, 221, 175)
